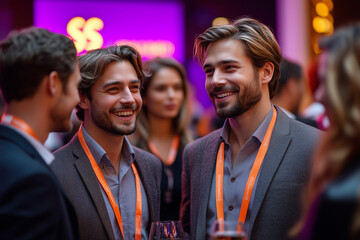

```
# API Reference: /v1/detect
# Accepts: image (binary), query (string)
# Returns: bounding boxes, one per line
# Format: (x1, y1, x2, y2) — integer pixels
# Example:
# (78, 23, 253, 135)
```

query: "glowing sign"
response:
(34, 0, 184, 62)
(67, 17, 104, 52)
(116, 40, 175, 59)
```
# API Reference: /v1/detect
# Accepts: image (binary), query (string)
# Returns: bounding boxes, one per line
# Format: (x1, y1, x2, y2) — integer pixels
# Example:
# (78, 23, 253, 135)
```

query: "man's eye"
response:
(131, 85, 140, 91)
(106, 87, 118, 93)
(225, 65, 235, 70)
(204, 69, 214, 74)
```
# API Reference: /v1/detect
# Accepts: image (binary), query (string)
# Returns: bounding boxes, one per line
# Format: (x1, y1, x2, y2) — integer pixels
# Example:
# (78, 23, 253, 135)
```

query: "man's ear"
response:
(78, 92, 90, 110)
(260, 62, 274, 84)
(47, 71, 61, 96)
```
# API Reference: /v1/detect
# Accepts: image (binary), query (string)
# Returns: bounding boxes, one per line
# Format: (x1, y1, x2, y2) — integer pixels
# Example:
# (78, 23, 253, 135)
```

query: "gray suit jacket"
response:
(51, 132, 162, 240)
(179, 107, 321, 240)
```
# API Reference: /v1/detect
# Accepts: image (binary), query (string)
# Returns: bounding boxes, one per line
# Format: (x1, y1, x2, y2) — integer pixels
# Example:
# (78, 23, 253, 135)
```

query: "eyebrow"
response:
(102, 79, 140, 89)
(203, 59, 239, 69)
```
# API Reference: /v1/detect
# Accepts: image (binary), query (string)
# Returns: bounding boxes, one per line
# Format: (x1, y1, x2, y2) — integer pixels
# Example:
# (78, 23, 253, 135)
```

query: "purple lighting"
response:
(34, 0, 184, 62)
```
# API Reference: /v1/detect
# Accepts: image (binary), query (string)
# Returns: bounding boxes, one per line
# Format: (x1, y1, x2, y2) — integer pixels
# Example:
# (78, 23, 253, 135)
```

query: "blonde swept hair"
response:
(194, 17, 282, 98)
(311, 23, 360, 198)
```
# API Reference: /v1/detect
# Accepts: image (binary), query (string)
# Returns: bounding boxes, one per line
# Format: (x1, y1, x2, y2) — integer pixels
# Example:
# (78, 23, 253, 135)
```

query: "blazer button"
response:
(231, 177, 236, 183)
(228, 206, 233, 211)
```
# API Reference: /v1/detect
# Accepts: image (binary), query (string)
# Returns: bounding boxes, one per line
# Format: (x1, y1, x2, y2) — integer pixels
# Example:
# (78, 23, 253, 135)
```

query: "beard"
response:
(90, 103, 139, 135)
(213, 76, 262, 119)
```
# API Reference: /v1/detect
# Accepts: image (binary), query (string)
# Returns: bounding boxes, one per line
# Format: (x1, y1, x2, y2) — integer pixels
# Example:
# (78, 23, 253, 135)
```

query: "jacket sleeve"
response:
(179, 144, 191, 235)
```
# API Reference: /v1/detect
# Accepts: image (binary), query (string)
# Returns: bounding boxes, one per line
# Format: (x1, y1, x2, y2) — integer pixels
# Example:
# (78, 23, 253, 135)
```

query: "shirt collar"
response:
(1, 123, 54, 165)
(220, 106, 274, 144)
(122, 135, 135, 165)
(279, 107, 295, 119)
(80, 125, 135, 165)
(81, 126, 106, 165)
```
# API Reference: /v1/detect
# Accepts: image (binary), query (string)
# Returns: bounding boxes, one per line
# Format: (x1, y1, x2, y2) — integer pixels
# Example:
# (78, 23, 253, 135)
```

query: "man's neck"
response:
(228, 101, 272, 152)
(83, 123, 124, 173)
(5, 102, 50, 144)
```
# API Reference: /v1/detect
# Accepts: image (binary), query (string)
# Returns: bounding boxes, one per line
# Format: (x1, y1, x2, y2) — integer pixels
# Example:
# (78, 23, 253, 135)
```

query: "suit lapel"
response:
(196, 133, 222, 239)
(71, 136, 116, 240)
(0, 125, 48, 167)
(134, 154, 157, 224)
(248, 108, 291, 234)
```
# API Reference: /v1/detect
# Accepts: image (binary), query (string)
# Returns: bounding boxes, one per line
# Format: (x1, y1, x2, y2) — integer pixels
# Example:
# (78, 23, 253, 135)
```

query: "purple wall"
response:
(34, 0, 184, 62)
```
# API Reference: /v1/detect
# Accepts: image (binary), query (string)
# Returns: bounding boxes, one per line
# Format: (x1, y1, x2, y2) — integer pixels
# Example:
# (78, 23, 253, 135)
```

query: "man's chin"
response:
(111, 124, 136, 136)
(216, 108, 245, 119)
(215, 107, 233, 119)
(53, 121, 72, 133)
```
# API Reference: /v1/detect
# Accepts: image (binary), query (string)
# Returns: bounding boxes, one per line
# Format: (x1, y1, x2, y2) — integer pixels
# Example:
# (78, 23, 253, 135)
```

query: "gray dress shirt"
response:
(206, 107, 274, 237)
(82, 126, 149, 240)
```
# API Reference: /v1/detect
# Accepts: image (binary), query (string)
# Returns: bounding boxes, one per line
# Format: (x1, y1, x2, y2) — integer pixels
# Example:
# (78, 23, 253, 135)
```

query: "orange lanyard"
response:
(148, 135, 180, 166)
(78, 127, 142, 240)
(216, 106, 277, 224)
(1, 114, 39, 140)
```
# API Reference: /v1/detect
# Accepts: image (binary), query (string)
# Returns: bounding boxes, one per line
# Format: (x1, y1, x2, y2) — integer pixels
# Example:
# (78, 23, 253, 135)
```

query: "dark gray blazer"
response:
(180, 107, 322, 240)
(51, 132, 162, 240)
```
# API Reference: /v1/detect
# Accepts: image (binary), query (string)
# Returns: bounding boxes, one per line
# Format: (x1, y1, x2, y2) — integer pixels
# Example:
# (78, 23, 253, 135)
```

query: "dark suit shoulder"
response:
(0, 138, 53, 186)
(295, 115, 319, 128)
(186, 128, 222, 150)
(133, 145, 162, 169)
(288, 117, 322, 142)
(52, 135, 80, 166)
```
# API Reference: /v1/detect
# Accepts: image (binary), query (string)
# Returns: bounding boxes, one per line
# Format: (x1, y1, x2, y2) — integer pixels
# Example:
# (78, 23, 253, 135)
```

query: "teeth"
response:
(114, 111, 133, 117)
(216, 92, 233, 98)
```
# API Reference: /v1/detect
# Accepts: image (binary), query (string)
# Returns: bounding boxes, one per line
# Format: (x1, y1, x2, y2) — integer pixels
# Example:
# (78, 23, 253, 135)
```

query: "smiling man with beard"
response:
(179, 18, 322, 240)
(51, 45, 162, 240)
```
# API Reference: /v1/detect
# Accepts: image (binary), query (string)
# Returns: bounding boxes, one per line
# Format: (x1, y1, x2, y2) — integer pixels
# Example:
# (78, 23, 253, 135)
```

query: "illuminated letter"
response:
(83, 17, 104, 51)
(67, 17, 87, 52)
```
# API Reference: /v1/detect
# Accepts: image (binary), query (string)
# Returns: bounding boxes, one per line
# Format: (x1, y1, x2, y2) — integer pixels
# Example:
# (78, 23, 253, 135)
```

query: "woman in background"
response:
(298, 23, 360, 240)
(130, 57, 193, 220)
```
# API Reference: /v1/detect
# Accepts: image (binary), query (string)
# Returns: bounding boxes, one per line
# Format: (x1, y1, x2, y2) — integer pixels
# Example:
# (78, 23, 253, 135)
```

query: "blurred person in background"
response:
(271, 58, 318, 128)
(301, 58, 329, 130)
(130, 57, 193, 221)
(51, 45, 162, 240)
(0, 27, 80, 239)
(298, 23, 360, 240)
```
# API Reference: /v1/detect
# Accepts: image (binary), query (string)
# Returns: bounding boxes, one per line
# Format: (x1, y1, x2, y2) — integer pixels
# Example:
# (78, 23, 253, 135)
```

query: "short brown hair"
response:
(76, 45, 144, 121)
(0, 27, 77, 103)
(194, 17, 282, 98)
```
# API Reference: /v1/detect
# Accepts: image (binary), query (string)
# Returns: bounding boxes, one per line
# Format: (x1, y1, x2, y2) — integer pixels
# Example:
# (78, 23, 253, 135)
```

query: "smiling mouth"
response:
(214, 91, 235, 99)
(113, 110, 134, 117)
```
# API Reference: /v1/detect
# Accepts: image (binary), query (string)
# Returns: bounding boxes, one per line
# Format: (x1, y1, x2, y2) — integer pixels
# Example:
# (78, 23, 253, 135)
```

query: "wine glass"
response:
(149, 220, 185, 240)
(210, 220, 247, 240)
